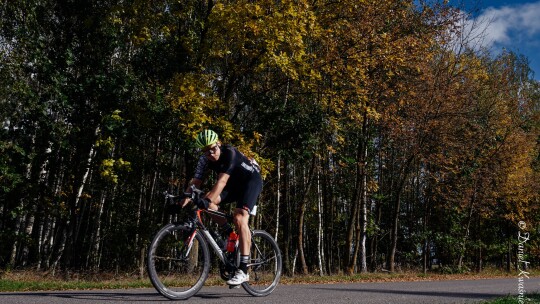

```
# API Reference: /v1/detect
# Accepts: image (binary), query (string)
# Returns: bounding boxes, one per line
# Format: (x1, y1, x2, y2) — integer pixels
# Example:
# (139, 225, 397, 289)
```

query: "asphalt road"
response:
(1, 277, 539, 304)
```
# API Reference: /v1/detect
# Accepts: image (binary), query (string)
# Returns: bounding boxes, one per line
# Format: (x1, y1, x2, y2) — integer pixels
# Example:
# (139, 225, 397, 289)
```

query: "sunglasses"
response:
(202, 144, 219, 155)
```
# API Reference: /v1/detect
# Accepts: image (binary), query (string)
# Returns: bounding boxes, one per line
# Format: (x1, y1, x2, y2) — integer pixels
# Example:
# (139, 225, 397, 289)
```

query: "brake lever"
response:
(163, 191, 173, 199)
(189, 185, 204, 200)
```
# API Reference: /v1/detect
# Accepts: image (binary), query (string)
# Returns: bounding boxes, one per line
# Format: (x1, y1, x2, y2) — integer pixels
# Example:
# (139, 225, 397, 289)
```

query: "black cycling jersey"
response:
(193, 145, 262, 212)
(194, 145, 260, 181)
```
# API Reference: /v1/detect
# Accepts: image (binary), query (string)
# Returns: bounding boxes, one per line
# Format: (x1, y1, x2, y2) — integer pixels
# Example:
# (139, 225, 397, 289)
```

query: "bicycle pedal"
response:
(228, 284, 241, 289)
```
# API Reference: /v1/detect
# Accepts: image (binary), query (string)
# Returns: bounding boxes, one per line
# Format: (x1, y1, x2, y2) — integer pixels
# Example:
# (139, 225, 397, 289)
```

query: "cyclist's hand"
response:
(180, 197, 191, 208)
(196, 198, 210, 210)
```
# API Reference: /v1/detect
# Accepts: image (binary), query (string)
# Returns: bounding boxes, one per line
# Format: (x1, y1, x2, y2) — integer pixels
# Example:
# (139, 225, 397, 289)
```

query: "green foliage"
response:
(99, 158, 131, 184)
(482, 294, 540, 304)
(0, 142, 24, 193)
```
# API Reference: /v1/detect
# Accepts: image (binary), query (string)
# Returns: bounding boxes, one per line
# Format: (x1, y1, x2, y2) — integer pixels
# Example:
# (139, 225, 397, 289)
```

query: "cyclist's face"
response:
(203, 143, 220, 161)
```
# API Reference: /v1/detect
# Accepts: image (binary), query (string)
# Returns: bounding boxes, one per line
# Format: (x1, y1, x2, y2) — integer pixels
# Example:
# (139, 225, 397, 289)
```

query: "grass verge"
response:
(0, 269, 521, 292)
(481, 293, 540, 303)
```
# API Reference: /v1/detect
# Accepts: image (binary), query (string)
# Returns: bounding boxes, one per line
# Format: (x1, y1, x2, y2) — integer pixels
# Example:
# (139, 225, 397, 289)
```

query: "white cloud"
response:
(472, 2, 540, 48)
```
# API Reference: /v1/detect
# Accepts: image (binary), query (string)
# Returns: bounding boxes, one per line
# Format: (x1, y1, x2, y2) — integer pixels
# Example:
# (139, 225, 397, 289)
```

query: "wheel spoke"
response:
(241, 230, 282, 297)
(147, 224, 210, 300)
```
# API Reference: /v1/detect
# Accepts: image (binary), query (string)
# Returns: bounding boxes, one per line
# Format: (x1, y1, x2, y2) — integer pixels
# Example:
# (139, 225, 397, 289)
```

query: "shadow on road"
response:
(310, 286, 506, 300)
(0, 290, 252, 302)
(1, 291, 164, 302)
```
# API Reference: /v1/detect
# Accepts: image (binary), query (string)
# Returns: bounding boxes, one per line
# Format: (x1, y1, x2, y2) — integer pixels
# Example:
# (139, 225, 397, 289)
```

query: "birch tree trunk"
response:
(359, 167, 368, 273)
(388, 191, 401, 273)
(345, 127, 368, 275)
(9, 154, 33, 266)
(21, 204, 37, 266)
(275, 153, 281, 241)
(9, 204, 24, 266)
(297, 186, 309, 275)
(359, 118, 369, 273)
(42, 217, 56, 270)
(317, 169, 325, 276)
(297, 158, 316, 275)
(63, 126, 99, 269)
(387, 156, 414, 272)
(90, 190, 107, 270)
(458, 189, 476, 270)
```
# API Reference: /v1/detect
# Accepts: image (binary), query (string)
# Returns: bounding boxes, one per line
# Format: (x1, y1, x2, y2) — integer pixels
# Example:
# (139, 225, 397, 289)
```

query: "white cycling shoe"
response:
(226, 269, 249, 285)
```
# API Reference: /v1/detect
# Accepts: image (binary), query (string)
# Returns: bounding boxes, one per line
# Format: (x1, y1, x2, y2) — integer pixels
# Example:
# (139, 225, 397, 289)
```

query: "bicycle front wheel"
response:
(147, 223, 210, 300)
(242, 230, 282, 296)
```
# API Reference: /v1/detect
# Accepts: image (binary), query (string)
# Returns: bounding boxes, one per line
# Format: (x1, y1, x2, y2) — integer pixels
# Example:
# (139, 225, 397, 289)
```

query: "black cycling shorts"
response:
(219, 173, 263, 213)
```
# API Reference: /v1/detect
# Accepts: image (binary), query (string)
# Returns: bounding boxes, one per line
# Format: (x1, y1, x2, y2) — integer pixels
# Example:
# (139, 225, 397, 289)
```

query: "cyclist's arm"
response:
(181, 178, 203, 208)
(181, 154, 208, 205)
(205, 173, 230, 204)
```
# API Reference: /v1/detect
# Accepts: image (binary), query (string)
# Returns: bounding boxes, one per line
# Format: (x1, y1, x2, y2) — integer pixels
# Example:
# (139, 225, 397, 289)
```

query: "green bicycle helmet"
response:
(195, 129, 219, 148)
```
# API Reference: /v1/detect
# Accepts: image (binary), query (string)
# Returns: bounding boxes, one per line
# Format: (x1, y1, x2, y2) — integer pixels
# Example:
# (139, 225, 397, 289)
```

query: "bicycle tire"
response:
(147, 223, 210, 300)
(242, 230, 282, 296)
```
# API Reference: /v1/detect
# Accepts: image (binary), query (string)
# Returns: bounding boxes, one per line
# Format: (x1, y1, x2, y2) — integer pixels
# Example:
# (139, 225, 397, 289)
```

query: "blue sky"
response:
(453, 0, 540, 79)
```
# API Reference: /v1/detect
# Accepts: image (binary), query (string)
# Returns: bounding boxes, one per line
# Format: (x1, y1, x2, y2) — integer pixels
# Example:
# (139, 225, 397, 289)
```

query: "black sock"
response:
(240, 255, 249, 273)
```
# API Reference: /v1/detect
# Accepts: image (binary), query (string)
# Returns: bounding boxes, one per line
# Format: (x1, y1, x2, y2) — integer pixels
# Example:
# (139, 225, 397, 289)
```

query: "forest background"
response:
(1, 0, 539, 279)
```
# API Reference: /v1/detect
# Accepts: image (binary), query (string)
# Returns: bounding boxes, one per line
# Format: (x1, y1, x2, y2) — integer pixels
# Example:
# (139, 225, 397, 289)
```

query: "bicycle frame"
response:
(181, 207, 236, 265)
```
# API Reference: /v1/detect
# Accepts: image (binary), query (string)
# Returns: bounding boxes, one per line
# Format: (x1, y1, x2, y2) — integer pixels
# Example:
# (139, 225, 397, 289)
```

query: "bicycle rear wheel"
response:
(147, 223, 210, 300)
(242, 230, 282, 296)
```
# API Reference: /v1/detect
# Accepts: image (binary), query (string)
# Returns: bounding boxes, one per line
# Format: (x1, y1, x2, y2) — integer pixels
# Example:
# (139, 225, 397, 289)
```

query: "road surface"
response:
(1, 277, 539, 303)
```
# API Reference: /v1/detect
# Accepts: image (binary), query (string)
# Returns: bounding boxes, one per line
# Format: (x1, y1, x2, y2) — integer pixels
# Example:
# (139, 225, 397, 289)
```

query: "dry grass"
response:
(279, 268, 517, 285)
(0, 268, 526, 292)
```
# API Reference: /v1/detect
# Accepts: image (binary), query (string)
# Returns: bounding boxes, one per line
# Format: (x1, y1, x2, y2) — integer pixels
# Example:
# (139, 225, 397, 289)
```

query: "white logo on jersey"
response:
(241, 162, 254, 172)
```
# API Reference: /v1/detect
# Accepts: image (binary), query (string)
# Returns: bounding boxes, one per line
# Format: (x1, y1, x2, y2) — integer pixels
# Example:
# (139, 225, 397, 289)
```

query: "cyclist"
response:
(181, 129, 263, 286)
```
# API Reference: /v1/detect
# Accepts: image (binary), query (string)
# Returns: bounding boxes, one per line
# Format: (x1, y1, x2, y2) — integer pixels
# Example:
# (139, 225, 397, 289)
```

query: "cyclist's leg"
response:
(226, 207, 250, 285)
(228, 174, 263, 285)
(234, 174, 262, 255)
(234, 207, 251, 256)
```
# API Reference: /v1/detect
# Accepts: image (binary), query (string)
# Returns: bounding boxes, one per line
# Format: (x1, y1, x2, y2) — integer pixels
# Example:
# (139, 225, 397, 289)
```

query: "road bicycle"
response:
(147, 185, 282, 300)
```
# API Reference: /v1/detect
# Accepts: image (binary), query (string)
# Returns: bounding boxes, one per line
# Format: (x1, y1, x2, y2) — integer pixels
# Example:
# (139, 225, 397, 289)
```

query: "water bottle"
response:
(226, 231, 239, 253)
